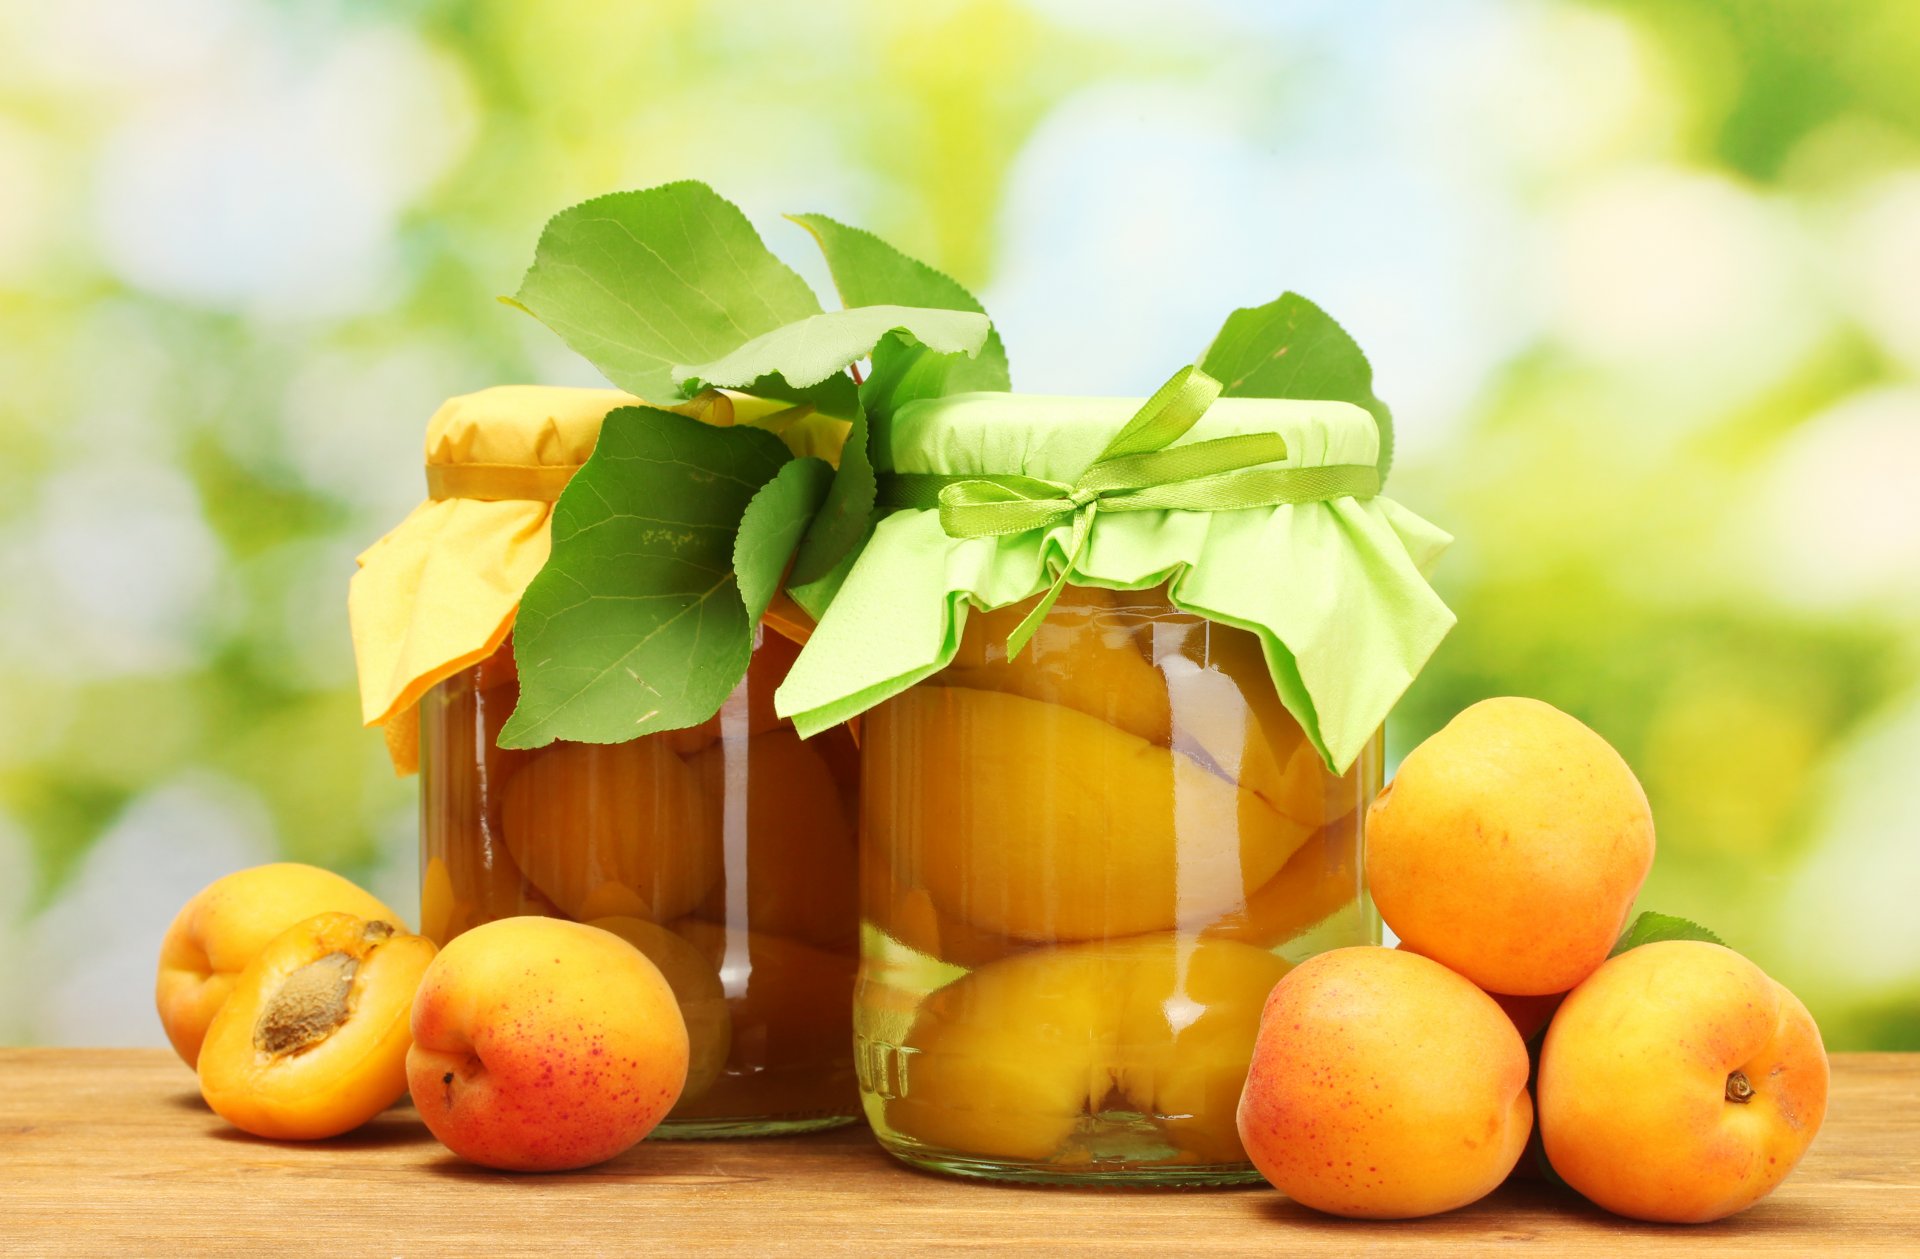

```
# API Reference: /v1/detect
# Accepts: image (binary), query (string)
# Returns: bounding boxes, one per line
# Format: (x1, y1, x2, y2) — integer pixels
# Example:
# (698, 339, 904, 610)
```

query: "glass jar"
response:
(855, 585, 1381, 1184)
(419, 626, 862, 1138)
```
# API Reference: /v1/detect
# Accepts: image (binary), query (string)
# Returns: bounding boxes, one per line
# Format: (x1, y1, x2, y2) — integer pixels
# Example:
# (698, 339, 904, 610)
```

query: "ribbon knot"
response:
(878, 365, 1382, 658)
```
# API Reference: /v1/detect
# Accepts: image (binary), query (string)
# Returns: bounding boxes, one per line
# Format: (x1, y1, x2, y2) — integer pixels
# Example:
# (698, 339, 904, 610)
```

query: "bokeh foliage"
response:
(0, 0, 1914, 1047)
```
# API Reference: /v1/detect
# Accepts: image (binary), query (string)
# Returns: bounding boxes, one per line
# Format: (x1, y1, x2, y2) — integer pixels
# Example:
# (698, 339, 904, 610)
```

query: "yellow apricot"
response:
(867, 686, 1309, 942)
(944, 586, 1172, 746)
(888, 935, 1290, 1164)
(197, 912, 436, 1140)
(586, 916, 730, 1105)
(1237, 947, 1534, 1218)
(499, 739, 720, 923)
(1539, 941, 1829, 1223)
(156, 863, 401, 1067)
(1366, 697, 1655, 995)
(685, 728, 858, 952)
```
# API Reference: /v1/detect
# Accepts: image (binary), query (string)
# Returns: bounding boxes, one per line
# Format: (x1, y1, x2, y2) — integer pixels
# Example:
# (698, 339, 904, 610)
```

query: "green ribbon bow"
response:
(879, 365, 1381, 658)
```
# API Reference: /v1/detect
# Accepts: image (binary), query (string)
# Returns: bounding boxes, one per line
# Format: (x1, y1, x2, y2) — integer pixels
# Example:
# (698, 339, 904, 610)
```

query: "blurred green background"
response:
(0, 0, 1915, 1048)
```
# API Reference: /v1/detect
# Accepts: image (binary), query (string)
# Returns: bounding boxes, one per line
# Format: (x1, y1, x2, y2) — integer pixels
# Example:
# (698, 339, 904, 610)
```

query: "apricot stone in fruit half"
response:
(197, 912, 436, 1140)
(1236, 947, 1533, 1218)
(1365, 697, 1655, 996)
(157, 863, 401, 1067)
(1538, 940, 1828, 1223)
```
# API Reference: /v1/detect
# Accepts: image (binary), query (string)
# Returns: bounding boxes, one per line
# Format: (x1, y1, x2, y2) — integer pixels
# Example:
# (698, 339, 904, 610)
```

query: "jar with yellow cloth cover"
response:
(350, 384, 867, 1137)
(777, 363, 1456, 1183)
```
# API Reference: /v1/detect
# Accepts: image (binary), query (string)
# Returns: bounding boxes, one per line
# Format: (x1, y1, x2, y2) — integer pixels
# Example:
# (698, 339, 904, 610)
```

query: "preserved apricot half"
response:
(868, 686, 1311, 941)
(499, 739, 721, 922)
(1158, 625, 1364, 831)
(889, 934, 1290, 1164)
(1199, 821, 1364, 947)
(197, 911, 437, 1140)
(944, 587, 1172, 746)
(669, 919, 858, 1118)
(685, 729, 858, 952)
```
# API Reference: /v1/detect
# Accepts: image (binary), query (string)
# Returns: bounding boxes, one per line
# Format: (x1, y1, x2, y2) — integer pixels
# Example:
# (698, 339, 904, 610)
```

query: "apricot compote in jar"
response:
(351, 385, 861, 1139)
(420, 629, 860, 1137)
(857, 587, 1380, 1182)
(774, 369, 1455, 1183)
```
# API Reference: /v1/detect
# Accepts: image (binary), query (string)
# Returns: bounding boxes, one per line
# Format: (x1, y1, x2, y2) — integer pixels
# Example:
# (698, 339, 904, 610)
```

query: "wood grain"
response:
(0, 1049, 1912, 1256)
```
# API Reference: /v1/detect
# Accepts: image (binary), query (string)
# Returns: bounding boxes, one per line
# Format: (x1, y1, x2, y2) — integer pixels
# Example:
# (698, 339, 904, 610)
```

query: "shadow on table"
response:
(1256, 1180, 1839, 1238)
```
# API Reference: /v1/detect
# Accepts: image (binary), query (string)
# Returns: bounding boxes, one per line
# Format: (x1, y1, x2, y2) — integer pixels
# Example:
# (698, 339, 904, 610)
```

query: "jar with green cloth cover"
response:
(776, 365, 1455, 1184)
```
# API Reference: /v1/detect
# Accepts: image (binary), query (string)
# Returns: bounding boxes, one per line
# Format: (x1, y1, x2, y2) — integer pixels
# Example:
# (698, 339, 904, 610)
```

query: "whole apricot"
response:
(586, 916, 730, 1105)
(1236, 947, 1533, 1218)
(157, 863, 401, 1066)
(1538, 940, 1828, 1223)
(407, 916, 688, 1171)
(197, 912, 436, 1140)
(1365, 697, 1655, 995)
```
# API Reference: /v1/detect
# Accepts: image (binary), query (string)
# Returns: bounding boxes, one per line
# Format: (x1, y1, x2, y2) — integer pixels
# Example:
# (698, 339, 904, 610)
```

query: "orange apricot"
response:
(1365, 697, 1655, 995)
(408, 916, 688, 1171)
(1237, 947, 1533, 1218)
(197, 912, 436, 1140)
(1538, 941, 1829, 1223)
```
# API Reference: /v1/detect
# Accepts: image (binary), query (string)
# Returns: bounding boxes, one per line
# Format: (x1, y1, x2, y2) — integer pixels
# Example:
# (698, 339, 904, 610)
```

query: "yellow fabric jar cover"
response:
(350, 385, 639, 774)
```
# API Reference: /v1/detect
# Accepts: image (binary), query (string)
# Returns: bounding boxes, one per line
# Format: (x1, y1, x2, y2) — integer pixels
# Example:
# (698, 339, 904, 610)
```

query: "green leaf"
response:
(779, 216, 1012, 598)
(787, 213, 1012, 417)
(513, 181, 823, 401)
(734, 456, 834, 627)
(499, 406, 792, 749)
(1610, 911, 1726, 957)
(1198, 292, 1395, 482)
(786, 408, 875, 596)
(673, 304, 991, 393)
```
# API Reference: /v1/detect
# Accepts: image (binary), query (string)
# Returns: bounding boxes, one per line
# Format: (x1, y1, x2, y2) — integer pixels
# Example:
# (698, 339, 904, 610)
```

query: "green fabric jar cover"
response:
(774, 365, 1454, 774)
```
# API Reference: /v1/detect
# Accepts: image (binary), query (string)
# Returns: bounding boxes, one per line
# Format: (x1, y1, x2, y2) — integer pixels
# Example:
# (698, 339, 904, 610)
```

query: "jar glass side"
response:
(419, 628, 861, 1137)
(854, 586, 1381, 1184)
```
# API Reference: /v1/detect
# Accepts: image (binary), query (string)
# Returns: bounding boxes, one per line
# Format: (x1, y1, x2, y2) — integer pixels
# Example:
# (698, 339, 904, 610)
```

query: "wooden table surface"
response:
(2, 1050, 1914, 1256)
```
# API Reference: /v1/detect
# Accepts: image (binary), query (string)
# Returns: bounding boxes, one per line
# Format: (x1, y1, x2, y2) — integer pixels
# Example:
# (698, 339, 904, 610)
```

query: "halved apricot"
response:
(197, 912, 436, 1140)
(156, 864, 401, 1067)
